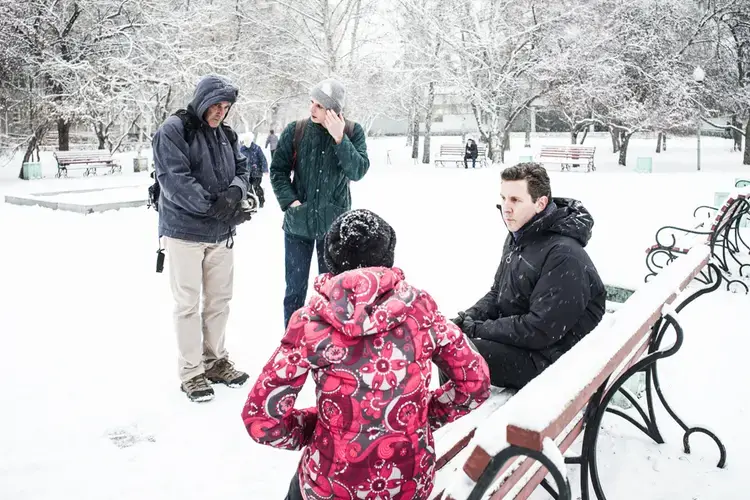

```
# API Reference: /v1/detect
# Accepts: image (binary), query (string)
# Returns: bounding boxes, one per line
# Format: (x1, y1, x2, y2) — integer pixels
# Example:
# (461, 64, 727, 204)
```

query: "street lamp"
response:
(693, 66, 705, 171)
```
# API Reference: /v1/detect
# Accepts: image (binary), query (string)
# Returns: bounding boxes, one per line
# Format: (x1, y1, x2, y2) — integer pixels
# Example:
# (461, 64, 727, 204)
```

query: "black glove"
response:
(451, 311, 468, 328)
(459, 316, 478, 339)
(207, 186, 243, 221)
(225, 199, 254, 227)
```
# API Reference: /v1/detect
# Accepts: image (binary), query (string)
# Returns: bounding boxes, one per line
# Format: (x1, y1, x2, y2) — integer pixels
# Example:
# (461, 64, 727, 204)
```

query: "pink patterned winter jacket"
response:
(242, 267, 491, 500)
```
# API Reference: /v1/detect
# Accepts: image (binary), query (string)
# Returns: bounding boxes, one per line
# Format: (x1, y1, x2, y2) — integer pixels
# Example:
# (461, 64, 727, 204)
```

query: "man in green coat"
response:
(270, 78, 370, 327)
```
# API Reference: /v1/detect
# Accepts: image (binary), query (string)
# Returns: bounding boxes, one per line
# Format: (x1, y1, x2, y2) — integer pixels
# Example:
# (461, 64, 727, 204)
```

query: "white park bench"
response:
(54, 150, 121, 178)
(435, 144, 489, 168)
(538, 145, 596, 172)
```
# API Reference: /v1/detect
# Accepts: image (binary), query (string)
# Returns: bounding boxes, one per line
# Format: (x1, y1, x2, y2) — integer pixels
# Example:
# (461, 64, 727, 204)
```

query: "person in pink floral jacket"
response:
(242, 209, 491, 500)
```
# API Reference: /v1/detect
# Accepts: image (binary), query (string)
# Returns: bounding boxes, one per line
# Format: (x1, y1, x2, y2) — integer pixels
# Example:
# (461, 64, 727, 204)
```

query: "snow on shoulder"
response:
(473, 245, 710, 455)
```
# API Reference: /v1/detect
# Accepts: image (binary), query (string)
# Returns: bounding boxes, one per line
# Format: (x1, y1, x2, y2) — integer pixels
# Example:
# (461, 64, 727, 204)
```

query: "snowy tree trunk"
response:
(57, 118, 70, 151)
(662, 133, 667, 151)
(19, 122, 51, 178)
(579, 127, 589, 144)
(94, 122, 107, 150)
(524, 107, 533, 147)
(619, 133, 633, 166)
(610, 127, 620, 153)
(405, 117, 413, 147)
(497, 132, 510, 163)
(411, 119, 420, 160)
(482, 135, 493, 163)
(570, 129, 578, 145)
(422, 82, 436, 164)
(744, 120, 750, 165)
(656, 132, 663, 153)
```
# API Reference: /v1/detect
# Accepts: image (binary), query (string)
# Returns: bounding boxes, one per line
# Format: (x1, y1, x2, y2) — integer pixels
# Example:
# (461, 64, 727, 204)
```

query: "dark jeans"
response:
(284, 233, 328, 328)
(284, 473, 303, 500)
(464, 156, 476, 168)
(439, 339, 547, 390)
(270, 149, 276, 158)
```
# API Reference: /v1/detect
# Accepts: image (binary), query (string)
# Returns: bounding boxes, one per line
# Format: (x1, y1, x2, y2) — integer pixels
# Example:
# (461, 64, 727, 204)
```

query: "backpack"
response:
(148, 109, 239, 212)
(291, 118, 355, 171)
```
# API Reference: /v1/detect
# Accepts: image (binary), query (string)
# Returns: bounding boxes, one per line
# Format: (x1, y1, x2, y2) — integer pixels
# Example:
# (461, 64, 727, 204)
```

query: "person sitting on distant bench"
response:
(464, 138, 478, 169)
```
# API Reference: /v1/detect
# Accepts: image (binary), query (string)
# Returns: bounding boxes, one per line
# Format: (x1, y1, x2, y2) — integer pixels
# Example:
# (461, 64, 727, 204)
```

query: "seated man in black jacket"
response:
(453, 163, 606, 390)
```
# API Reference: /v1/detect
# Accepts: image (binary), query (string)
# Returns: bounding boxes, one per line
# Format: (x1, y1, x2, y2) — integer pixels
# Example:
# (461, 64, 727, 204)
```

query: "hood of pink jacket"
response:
(311, 267, 420, 337)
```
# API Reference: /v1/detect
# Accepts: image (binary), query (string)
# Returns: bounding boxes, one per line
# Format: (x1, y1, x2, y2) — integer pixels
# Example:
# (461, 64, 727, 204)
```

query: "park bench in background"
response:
(54, 150, 121, 178)
(435, 144, 489, 168)
(538, 145, 596, 172)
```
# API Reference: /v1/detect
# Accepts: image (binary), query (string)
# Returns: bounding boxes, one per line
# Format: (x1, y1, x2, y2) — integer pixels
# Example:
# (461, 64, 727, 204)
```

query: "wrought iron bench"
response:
(435, 144, 489, 168)
(645, 188, 750, 293)
(54, 150, 121, 178)
(538, 145, 596, 172)
(430, 247, 724, 500)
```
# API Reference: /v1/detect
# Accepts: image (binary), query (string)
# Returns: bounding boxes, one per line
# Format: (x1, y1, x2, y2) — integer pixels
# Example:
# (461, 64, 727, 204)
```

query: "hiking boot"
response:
(181, 374, 215, 403)
(205, 358, 249, 388)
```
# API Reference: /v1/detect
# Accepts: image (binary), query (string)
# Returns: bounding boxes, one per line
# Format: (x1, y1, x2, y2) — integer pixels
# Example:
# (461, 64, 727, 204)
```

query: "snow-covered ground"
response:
(0, 132, 747, 499)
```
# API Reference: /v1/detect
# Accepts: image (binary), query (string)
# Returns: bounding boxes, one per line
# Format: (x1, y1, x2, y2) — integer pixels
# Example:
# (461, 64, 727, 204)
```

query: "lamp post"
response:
(693, 66, 705, 171)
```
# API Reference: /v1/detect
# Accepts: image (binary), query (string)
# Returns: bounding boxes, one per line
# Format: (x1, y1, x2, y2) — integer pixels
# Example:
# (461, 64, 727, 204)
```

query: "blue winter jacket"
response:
(239, 142, 268, 183)
(153, 76, 249, 244)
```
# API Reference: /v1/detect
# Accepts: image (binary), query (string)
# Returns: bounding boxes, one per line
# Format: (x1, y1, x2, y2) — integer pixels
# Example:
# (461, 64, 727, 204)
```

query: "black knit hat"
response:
(324, 209, 397, 275)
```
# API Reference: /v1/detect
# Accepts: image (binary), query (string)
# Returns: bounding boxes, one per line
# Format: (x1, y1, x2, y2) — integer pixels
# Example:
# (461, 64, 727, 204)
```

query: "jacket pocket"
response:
(283, 203, 310, 238)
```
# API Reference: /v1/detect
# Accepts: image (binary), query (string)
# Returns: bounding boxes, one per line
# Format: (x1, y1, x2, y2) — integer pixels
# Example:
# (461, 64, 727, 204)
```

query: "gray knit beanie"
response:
(310, 78, 346, 114)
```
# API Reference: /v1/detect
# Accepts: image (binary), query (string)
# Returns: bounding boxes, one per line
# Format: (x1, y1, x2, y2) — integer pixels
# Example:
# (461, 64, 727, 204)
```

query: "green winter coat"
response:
(270, 119, 370, 240)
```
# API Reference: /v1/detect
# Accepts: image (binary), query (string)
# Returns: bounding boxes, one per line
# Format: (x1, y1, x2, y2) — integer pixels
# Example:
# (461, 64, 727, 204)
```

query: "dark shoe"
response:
(205, 358, 249, 388)
(181, 374, 215, 403)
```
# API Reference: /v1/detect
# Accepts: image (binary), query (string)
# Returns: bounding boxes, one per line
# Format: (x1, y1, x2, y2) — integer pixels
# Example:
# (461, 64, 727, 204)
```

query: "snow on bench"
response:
(434, 144, 489, 168)
(431, 245, 726, 500)
(646, 187, 750, 293)
(53, 150, 122, 178)
(538, 145, 596, 172)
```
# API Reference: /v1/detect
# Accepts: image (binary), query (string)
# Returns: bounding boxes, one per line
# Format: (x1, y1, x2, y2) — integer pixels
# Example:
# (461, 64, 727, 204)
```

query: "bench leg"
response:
(575, 277, 727, 499)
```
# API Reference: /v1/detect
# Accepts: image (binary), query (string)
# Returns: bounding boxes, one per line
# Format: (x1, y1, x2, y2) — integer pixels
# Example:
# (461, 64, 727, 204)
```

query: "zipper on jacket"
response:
(505, 246, 516, 264)
(519, 254, 538, 272)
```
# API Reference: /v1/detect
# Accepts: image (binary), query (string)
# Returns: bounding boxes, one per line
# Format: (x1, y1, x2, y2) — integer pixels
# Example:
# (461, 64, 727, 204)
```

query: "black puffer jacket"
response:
(466, 198, 606, 363)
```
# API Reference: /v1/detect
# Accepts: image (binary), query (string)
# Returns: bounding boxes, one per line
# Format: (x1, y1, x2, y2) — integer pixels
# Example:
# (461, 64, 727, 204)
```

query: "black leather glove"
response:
(207, 186, 243, 221)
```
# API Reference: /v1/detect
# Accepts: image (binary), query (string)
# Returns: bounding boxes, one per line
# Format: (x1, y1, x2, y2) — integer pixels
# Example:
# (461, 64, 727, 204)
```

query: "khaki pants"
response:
(164, 236, 234, 382)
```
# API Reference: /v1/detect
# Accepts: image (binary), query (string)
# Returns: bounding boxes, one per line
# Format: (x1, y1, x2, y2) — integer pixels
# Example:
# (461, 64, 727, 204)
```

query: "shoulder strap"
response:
(290, 118, 355, 170)
(292, 119, 309, 170)
(173, 108, 238, 149)
(173, 109, 201, 145)
(344, 119, 355, 139)
(220, 123, 238, 149)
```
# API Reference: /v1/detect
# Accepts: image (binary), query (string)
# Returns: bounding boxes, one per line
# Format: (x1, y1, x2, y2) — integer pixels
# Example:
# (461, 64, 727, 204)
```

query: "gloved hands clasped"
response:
(452, 311, 478, 339)
(207, 186, 254, 226)
(207, 186, 242, 221)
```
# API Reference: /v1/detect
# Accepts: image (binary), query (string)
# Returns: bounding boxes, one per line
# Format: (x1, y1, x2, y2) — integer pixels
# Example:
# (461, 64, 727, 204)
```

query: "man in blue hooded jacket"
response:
(153, 75, 251, 403)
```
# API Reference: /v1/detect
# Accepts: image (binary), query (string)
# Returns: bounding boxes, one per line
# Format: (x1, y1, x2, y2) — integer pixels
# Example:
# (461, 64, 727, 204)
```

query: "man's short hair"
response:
(501, 162, 552, 201)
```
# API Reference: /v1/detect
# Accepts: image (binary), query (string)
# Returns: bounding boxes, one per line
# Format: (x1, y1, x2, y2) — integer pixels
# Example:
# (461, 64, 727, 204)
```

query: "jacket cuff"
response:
(230, 177, 248, 198)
